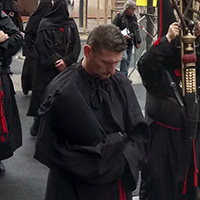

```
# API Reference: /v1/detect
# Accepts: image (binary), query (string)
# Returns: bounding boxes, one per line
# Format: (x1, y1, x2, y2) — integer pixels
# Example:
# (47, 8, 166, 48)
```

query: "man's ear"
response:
(84, 44, 92, 59)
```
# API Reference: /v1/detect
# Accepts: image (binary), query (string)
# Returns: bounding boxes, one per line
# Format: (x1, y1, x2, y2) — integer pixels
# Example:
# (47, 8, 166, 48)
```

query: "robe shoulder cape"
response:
(34, 62, 149, 189)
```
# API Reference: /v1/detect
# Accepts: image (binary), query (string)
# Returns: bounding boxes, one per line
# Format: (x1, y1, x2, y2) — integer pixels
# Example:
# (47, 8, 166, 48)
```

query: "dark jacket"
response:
(113, 11, 141, 48)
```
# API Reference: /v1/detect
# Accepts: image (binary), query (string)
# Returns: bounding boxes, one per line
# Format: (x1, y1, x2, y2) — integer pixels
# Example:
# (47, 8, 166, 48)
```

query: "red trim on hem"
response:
(193, 139, 198, 187)
(155, 121, 184, 130)
(118, 179, 126, 200)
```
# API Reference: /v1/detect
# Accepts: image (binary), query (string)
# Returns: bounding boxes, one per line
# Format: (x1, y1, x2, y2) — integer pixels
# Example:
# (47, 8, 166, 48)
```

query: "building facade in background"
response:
(18, 0, 113, 18)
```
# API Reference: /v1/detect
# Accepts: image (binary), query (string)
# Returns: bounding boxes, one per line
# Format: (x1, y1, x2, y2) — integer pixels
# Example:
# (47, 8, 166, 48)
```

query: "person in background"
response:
(34, 24, 149, 200)
(27, 0, 80, 137)
(113, 0, 141, 79)
(21, 0, 53, 95)
(0, 0, 23, 173)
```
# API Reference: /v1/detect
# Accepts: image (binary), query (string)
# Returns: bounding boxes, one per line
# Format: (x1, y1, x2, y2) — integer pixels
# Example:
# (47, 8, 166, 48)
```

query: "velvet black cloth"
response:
(138, 36, 199, 200)
(21, 1, 52, 94)
(0, 11, 23, 160)
(27, 0, 80, 116)
(34, 62, 149, 200)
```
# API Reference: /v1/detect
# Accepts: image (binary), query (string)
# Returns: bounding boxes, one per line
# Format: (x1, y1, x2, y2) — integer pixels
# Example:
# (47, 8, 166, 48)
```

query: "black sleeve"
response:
(115, 75, 150, 190)
(138, 36, 173, 84)
(63, 25, 81, 66)
(0, 18, 23, 58)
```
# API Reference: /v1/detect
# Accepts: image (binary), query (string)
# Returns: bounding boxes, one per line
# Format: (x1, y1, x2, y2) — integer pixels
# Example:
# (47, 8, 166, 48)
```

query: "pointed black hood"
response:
(38, 0, 75, 31)
(25, 0, 53, 35)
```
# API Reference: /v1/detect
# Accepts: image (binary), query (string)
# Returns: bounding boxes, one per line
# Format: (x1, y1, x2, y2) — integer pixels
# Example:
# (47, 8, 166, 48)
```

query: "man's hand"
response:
(137, 43, 142, 48)
(0, 31, 9, 43)
(125, 35, 131, 40)
(166, 22, 179, 43)
(54, 59, 67, 72)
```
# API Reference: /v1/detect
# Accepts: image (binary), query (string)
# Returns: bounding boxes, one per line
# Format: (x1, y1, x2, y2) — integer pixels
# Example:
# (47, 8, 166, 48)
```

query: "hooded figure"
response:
(138, 0, 200, 199)
(0, 1, 23, 173)
(1, 0, 23, 32)
(27, 0, 81, 137)
(21, 0, 53, 95)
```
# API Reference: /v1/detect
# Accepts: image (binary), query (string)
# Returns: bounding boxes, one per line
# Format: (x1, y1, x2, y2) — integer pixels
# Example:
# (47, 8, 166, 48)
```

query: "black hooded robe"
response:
(0, 10, 23, 160)
(27, 0, 81, 117)
(34, 62, 149, 200)
(138, 36, 199, 200)
(21, 0, 52, 95)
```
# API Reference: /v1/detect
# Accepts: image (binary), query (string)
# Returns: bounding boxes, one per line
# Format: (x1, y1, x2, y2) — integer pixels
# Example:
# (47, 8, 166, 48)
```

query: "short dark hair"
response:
(86, 24, 127, 53)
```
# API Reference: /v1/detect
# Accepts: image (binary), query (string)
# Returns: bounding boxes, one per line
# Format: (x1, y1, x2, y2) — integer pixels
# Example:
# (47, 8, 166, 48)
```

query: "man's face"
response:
(85, 47, 123, 79)
(126, 6, 136, 16)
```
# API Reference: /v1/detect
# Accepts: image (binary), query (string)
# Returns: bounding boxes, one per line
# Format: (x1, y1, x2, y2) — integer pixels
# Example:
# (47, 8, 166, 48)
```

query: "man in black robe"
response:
(27, 0, 81, 137)
(21, 0, 53, 95)
(0, 0, 23, 173)
(34, 24, 149, 200)
(138, 1, 200, 199)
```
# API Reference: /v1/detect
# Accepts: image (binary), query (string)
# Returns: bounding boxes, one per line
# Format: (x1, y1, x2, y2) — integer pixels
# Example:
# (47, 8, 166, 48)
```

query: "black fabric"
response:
(138, 36, 198, 200)
(21, 1, 52, 93)
(0, 11, 23, 160)
(25, 1, 52, 35)
(34, 62, 149, 199)
(2, 0, 16, 11)
(27, 0, 80, 117)
(38, 0, 75, 31)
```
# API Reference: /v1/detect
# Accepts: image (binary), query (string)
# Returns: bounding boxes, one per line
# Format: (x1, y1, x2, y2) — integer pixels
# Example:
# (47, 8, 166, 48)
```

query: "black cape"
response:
(34, 62, 149, 200)
(0, 11, 23, 160)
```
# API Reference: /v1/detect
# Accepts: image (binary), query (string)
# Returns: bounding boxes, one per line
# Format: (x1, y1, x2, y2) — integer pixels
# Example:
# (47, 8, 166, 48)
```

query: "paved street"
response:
(0, 45, 145, 200)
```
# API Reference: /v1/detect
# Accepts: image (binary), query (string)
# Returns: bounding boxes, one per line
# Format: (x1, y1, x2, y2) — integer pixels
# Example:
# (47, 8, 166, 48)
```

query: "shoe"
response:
(30, 118, 39, 137)
(0, 161, 5, 174)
